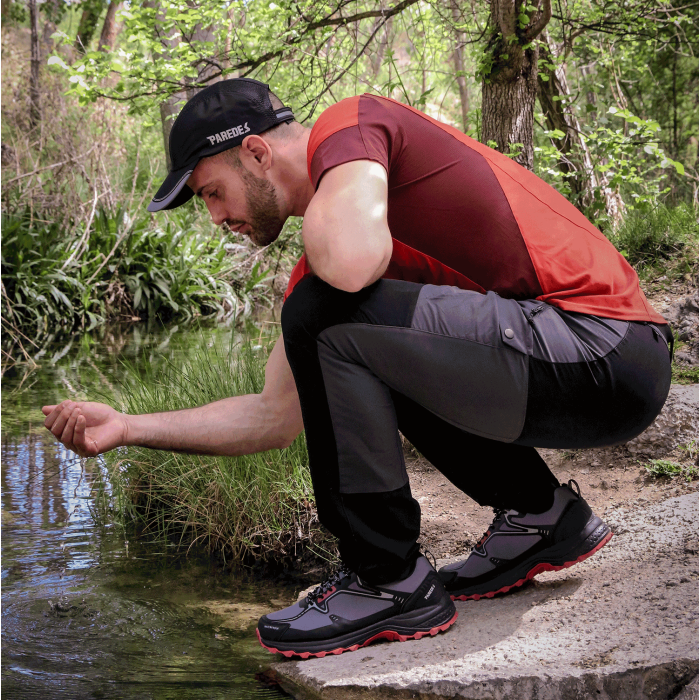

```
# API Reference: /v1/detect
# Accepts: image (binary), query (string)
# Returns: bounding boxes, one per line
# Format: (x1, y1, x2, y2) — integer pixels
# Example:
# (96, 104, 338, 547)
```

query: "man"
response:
(43, 78, 672, 659)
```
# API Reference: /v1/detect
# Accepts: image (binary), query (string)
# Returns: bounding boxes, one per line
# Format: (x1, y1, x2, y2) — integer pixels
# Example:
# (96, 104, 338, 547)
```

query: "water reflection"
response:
(2, 322, 293, 699)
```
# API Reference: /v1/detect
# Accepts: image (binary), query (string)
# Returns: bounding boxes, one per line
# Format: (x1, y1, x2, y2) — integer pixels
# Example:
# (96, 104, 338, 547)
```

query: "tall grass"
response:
(608, 202, 699, 282)
(97, 334, 334, 571)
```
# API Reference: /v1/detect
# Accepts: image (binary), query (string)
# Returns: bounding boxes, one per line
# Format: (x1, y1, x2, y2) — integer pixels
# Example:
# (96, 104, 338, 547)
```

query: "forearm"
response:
(124, 392, 299, 456)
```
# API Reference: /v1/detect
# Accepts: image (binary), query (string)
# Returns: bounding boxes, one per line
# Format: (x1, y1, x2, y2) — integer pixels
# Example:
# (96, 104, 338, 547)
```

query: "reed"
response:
(98, 333, 335, 570)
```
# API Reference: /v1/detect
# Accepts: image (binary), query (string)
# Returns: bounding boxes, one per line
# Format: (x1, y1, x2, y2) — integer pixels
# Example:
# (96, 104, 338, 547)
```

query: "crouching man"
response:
(43, 79, 672, 658)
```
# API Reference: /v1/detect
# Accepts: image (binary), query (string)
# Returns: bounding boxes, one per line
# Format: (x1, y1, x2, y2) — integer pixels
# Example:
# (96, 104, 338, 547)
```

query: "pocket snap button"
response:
(504, 328, 515, 339)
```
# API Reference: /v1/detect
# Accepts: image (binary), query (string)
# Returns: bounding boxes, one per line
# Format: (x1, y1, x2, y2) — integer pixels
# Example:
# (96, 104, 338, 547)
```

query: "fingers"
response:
(42, 405, 56, 416)
(44, 400, 73, 436)
(44, 401, 91, 457)
(60, 406, 80, 448)
(74, 413, 98, 457)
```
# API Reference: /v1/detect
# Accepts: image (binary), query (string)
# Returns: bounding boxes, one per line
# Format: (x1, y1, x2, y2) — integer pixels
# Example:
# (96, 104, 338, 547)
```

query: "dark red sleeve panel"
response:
(307, 96, 394, 189)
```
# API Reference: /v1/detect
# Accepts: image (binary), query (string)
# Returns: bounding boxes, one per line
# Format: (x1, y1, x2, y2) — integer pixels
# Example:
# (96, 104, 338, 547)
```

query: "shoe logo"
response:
(424, 584, 435, 600)
(264, 624, 280, 630)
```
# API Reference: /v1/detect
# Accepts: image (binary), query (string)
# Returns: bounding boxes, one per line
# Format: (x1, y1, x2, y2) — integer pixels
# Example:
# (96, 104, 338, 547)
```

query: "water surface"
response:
(2, 322, 295, 699)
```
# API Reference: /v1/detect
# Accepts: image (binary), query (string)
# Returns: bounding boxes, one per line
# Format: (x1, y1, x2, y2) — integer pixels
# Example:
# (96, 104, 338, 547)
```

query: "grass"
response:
(607, 202, 699, 282)
(643, 458, 698, 482)
(672, 363, 700, 385)
(96, 333, 335, 570)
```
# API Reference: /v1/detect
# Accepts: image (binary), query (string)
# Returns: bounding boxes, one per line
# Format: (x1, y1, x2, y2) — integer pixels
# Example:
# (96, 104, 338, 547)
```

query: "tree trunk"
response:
(450, 0, 469, 132)
(98, 1, 123, 51)
(154, 2, 215, 169)
(29, 0, 40, 129)
(480, 0, 551, 170)
(538, 37, 624, 227)
(75, 0, 103, 51)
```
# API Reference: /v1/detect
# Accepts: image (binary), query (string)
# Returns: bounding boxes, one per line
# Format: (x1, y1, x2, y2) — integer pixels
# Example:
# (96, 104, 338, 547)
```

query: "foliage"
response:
(605, 203, 698, 281)
(97, 335, 334, 568)
(643, 458, 698, 482)
(1, 207, 240, 329)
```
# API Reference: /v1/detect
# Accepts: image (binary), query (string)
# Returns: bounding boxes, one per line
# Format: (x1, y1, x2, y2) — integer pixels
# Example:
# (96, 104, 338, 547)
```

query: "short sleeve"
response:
(307, 95, 393, 189)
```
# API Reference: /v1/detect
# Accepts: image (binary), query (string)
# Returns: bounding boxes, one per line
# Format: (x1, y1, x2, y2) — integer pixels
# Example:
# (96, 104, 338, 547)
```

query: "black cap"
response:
(147, 78, 294, 212)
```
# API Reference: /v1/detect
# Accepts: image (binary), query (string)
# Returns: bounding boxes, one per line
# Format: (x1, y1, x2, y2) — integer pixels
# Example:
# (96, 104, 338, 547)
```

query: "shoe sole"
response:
(257, 609, 458, 659)
(451, 521, 613, 601)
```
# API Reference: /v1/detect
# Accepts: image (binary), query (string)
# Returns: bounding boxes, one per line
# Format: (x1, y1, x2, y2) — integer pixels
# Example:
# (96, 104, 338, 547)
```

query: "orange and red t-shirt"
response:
(285, 94, 665, 324)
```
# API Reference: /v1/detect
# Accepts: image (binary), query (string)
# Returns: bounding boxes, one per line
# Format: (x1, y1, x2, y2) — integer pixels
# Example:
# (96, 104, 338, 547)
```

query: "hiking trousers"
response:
(281, 276, 672, 584)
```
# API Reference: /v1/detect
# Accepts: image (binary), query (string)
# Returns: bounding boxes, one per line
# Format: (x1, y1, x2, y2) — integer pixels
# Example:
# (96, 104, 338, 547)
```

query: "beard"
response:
(239, 169, 285, 246)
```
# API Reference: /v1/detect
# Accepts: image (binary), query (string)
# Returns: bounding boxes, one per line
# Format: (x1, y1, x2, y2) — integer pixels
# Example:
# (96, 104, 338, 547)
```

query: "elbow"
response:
(325, 271, 373, 293)
(317, 247, 392, 293)
(274, 429, 301, 450)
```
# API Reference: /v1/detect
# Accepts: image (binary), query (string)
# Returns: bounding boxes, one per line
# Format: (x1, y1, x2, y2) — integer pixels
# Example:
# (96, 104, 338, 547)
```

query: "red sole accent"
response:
(256, 610, 458, 659)
(452, 531, 614, 602)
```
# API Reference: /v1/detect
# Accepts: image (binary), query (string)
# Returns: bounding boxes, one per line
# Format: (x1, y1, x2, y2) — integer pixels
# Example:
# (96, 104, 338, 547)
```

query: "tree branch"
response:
(525, 0, 552, 40)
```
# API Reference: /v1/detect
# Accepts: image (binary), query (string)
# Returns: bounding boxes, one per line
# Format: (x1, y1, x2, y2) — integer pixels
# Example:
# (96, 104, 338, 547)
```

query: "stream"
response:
(1, 322, 296, 699)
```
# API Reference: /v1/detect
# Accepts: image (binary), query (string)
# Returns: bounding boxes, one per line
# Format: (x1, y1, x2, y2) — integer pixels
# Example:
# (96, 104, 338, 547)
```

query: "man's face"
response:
(187, 155, 285, 247)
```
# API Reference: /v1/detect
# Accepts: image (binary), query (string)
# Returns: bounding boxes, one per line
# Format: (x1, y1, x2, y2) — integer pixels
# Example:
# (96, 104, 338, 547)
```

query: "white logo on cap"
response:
(207, 122, 251, 146)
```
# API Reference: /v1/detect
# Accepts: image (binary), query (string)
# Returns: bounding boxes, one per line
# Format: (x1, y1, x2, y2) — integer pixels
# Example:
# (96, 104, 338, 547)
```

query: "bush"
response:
(1, 207, 247, 337)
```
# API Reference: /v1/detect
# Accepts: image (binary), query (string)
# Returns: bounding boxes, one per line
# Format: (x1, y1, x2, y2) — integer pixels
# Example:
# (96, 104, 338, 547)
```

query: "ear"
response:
(239, 134, 273, 175)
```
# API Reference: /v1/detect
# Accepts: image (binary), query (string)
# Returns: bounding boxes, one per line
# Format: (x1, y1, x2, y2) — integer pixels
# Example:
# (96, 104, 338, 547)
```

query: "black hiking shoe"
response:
(257, 556, 457, 659)
(438, 480, 612, 601)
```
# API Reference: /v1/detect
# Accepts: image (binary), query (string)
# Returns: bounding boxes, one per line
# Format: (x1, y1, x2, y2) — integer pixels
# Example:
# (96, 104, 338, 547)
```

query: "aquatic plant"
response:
(96, 333, 335, 570)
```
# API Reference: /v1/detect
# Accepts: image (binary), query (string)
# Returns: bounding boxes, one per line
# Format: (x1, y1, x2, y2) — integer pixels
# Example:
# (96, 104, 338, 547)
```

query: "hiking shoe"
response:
(438, 480, 612, 600)
(256, 556, 457, 658)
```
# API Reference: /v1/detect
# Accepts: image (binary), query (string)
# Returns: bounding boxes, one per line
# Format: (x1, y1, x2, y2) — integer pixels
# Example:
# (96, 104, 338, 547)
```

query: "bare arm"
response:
(302, 160, 392, 292)
(42, 335, 304, 457)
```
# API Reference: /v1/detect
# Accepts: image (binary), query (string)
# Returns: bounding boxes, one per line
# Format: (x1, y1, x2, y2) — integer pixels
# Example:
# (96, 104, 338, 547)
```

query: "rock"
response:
(626, 384, 699, 458)
(665, 295, 699, 357)
(665, 295, 699, 328)
(677, 675, 699, 700)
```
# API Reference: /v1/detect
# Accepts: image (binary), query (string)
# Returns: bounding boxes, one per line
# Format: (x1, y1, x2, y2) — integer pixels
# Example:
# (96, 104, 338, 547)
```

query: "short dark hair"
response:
(215, 89, 297, 170)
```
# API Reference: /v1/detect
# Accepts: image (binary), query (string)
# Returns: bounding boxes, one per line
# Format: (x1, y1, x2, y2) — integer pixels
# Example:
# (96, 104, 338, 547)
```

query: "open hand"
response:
(42, 400, 128, 458)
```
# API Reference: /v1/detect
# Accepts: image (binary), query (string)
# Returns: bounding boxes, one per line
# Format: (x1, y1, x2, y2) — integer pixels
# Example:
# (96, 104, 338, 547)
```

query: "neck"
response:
(277, 127, 315, 218)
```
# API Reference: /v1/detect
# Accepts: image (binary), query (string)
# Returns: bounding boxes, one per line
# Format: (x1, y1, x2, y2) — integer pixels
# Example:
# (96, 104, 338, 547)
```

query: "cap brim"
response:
(147, 166, 195, 212)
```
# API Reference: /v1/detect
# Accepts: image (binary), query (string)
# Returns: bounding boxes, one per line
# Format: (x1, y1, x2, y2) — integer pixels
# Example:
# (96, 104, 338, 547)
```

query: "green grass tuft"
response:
(672, 363, 700, 385)
(608, 203, 699, 282)
(643, 458, 698, 482)
(97, 333, 335, 569)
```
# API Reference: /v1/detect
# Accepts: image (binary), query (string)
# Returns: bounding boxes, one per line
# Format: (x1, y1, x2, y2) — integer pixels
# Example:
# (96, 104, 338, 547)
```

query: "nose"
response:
(207, 200, 227, 226)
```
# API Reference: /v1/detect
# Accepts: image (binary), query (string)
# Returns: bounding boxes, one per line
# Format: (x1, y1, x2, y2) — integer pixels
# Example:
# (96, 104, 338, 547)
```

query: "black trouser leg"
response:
(281, 277, 422, 584)
(391, 391, 559, 514)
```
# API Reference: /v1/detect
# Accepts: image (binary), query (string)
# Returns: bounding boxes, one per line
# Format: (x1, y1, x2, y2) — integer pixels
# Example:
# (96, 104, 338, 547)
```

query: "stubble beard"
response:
(240, 170, 285, 246)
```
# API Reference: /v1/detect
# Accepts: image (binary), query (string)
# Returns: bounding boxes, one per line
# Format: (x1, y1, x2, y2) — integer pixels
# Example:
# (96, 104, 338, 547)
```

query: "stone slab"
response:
(268, 494, 699, 700)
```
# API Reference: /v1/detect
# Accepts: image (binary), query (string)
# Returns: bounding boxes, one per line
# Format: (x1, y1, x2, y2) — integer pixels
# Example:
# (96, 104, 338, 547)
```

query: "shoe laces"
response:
(306, 565, 352, 605)
(474, 508, 507, 552)
(567, 479, 581, 497)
